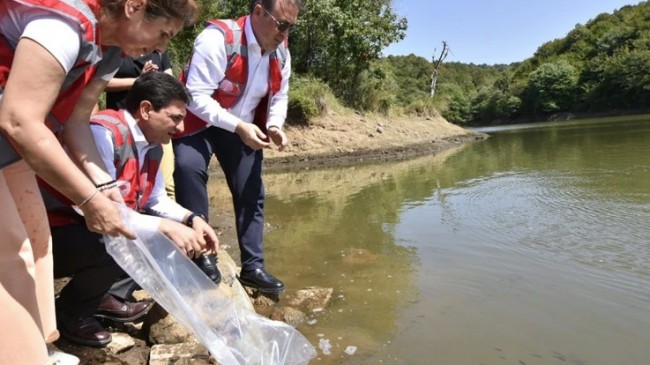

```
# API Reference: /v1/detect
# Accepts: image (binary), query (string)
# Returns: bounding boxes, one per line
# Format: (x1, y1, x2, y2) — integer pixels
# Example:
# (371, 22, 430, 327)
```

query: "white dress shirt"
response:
(184, 15, 291, 133)
(91, 111, 188, 222)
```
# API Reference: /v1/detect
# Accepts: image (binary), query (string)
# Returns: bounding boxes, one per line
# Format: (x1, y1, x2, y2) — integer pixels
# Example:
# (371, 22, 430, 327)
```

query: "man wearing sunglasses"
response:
(173, 0, 302, 294)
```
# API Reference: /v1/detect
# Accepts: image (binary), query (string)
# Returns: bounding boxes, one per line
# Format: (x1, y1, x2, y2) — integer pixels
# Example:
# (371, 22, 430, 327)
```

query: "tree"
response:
(526, 60, 579, 113)
(383, 54, 433, 104)
(430, 41, 449, 97)
(587, 49, 650, 109)
(437, 83, 471, 124)
(289, 0, 407, 104)
(167, 0, 248, 71)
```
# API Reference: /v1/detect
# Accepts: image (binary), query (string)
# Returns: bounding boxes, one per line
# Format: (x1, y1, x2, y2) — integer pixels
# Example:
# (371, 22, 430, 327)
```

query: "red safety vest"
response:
(175, 16, 287, 138)
(42, 110, 163, 227)
(0, 0, 104, 134)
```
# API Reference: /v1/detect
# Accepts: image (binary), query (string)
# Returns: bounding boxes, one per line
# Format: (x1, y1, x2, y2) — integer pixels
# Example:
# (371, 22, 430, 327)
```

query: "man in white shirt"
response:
(49, 72, 219, 347)
(172, 0, 302, 294)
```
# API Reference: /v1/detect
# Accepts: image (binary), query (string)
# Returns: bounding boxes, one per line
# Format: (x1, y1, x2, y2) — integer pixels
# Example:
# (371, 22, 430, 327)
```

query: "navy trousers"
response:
(173, 126, 265, 271)
(52, 224, 136, 317)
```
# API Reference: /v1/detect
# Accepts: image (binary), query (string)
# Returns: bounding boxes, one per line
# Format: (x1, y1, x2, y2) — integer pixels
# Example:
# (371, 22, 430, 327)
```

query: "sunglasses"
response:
(261, 6, 296, 33)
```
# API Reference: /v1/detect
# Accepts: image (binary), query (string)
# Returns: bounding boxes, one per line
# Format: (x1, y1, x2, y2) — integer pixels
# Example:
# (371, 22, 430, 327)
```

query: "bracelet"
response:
(97, 181, 118, 192)
(96, 180, 117, 189)
(77, 188, 99, 209)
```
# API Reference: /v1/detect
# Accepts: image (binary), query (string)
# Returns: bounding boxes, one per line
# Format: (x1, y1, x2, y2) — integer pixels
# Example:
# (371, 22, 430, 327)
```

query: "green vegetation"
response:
(166, 0, 650, 126)
(420, 1, 650, 125)
(167, 0, 406, 126)
(287, 76, 342, 124)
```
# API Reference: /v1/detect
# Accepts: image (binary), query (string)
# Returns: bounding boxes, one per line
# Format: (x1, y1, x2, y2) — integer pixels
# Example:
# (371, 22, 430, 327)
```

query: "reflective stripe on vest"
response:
(0, 0, 102, 168)
(90, 110, 162, 211)
(175, 16, 287, 138)
(0, 0, 103, 135)
(41, 110, 162, 227)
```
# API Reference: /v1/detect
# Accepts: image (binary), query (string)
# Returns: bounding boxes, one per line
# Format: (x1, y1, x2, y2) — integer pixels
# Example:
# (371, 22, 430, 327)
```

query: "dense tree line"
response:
(424, 1, 650, 125)
(166, 0, 650, 126)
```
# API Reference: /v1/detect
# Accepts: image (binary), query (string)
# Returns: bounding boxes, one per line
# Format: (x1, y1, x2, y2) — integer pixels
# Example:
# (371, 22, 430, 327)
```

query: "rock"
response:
(131, 289, 152, 302)
(287, 287, 334, 310)
(246, 289, 280, 307)
(149, 340, 215, 365)
(217, 251, 256, 312)
(269, 306, 307, 328)
(106, 333, 135, 355)
(146, 305, 194, 345)
(341, 248, 378, 265)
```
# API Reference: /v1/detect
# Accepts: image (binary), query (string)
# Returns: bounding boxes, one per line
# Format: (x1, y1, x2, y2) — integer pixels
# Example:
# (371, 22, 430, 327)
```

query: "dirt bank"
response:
(262, 111, 487, 172)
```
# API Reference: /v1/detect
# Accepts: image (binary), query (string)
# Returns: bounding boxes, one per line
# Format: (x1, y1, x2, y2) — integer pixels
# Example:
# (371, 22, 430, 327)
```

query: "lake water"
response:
(211, 115, 650, 365)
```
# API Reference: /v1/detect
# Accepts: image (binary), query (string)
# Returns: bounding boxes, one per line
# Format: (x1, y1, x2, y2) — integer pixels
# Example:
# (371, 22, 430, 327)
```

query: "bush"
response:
(287, 76, 340, 125)
(349, 62, 398, 115)
(403, 96, 440, 118)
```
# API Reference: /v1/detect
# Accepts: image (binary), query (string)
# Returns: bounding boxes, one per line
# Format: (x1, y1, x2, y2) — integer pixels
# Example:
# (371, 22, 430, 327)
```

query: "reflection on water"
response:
(208, 116, 650, 364)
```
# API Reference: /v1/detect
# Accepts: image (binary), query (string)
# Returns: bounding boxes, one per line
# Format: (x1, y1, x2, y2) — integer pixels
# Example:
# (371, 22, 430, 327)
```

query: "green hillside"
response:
(412, 1, 650, 125)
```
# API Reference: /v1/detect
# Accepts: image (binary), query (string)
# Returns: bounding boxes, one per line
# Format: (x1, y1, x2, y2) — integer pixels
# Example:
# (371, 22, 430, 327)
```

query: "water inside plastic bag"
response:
(103, 206, 316, 365)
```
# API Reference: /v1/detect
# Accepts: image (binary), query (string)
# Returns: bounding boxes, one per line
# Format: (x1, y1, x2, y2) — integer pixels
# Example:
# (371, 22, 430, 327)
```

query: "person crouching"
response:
(43, 72, 219, 347)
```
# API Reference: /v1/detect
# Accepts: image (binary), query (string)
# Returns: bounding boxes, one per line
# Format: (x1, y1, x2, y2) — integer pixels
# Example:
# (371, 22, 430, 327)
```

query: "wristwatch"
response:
(185, 212, 205, 228)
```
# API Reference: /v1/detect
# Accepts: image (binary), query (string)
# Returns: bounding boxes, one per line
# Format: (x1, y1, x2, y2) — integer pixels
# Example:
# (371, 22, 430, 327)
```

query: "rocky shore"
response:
(52, 113, 486, 364)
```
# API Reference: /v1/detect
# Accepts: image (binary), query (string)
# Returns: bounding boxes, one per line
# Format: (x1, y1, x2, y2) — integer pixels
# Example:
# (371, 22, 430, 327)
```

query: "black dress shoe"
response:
(192, 252, 222, 285)
(58, 312, 111, 347)
(238, 268, 285, 293)
(94, 294, 154, 323)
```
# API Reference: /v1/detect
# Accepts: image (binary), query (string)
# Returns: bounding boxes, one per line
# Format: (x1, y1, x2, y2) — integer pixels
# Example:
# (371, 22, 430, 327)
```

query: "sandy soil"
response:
(52, 112, 486, 364)
(263, 111, 486, 171)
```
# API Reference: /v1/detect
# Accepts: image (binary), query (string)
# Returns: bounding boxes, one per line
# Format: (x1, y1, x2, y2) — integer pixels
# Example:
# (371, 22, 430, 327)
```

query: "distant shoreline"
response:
(473, 108, 650, 127)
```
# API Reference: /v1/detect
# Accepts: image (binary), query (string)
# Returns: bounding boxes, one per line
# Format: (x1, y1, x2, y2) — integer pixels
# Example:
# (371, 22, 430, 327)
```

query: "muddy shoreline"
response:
(262, 133, 488, 173)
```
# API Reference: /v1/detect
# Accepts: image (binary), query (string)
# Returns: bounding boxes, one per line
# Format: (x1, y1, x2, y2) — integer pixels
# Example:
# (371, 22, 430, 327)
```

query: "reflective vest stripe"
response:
(174, 16, 287, 139)
(42, 110, 162, 227)
(89, 110, 162, 211)
(0, 0, 103, 167)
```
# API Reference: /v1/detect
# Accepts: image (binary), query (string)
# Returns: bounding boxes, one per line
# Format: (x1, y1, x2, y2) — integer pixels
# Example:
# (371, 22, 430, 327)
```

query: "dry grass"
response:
(266, 111, 471, 160)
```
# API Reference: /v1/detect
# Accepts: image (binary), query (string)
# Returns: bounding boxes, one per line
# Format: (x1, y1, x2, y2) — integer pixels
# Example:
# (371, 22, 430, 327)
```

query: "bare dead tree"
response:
(430, 41, 449, 97)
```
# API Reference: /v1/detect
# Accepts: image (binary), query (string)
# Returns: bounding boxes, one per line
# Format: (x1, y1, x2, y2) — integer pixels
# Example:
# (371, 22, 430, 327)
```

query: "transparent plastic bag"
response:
(103, 206, 316, 365)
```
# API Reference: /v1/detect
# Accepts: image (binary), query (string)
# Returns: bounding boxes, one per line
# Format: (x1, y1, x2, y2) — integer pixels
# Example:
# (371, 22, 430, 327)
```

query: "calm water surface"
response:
(212, 116, 650, 364)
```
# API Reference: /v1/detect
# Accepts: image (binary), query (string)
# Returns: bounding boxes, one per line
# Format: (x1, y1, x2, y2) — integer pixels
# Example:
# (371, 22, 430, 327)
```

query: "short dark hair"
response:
(125, 72, 191, 114)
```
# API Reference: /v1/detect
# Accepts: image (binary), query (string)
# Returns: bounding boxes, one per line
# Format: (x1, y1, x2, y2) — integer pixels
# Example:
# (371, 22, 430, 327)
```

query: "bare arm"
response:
(62, 77, 117, 186)
(0, 38, 94, 202)
(104, 76, 138, 92)
(105, 60, 160, 92)
(0, 38, 133, 238)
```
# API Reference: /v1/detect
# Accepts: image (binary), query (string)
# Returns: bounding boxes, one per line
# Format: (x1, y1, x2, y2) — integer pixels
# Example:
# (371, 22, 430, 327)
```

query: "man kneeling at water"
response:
(43, 72, 219, 346)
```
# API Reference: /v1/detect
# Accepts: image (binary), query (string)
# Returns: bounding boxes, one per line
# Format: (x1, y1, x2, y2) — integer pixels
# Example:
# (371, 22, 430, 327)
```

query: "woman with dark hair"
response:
(0, 0, 198, 363)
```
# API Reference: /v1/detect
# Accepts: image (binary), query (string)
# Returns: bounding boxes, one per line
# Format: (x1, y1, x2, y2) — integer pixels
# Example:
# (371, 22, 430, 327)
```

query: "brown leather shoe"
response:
(58, 313, 111, 347)
(94, 294, 154, 323)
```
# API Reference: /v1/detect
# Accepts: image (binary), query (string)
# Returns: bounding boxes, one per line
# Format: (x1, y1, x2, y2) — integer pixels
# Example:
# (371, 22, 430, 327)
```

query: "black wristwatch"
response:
(185, 212, 205, 228)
